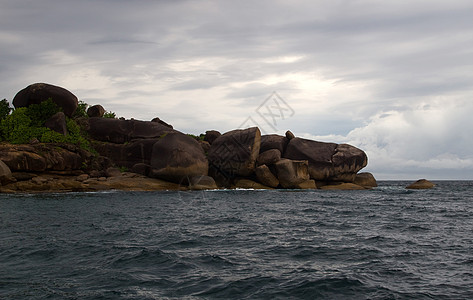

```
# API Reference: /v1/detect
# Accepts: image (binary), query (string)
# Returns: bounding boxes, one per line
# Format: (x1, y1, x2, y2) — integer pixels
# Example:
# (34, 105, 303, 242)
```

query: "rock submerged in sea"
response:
(406, 179, 435, 189)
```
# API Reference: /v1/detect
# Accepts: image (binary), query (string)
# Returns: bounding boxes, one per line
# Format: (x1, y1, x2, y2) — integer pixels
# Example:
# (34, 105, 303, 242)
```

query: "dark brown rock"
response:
(406, 179, 435, 189)
(105, 167, 122, 177)
(150, 132, 208, 183)
(260, 134, 288, 153)
(45, 112, 67, 135)
(204, 130, 221, 145)
(283, 138, 367, 182)
(285, 130, 295, 140)
(199, 140, 211, 154)
(87, 105, 105, 118)
(255, 164, 279, 188)
(131, 163, 150, 176)
(12, 83, 78, 117)
(93, 138, 160, 169)
(274, 159, 312, 189)
(151, 117, 173, 129)
(208, 127, 261, 185)
(0, 160, 15, 185)
(354, 172, 378, 188)
(257, 149, 281, 166)
(87, 118, 175, 144)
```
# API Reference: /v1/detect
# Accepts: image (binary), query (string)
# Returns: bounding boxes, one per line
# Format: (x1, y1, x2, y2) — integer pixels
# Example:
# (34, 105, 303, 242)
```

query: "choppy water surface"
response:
(1, 181, 473, 299)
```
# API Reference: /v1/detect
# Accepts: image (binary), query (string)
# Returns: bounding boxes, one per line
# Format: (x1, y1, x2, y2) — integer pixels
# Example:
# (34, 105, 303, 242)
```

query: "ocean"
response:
(1, 181, 472, 299)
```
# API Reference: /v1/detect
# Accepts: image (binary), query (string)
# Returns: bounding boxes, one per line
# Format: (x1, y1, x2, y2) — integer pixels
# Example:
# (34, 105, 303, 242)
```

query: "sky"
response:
(1, 0, 473, 180)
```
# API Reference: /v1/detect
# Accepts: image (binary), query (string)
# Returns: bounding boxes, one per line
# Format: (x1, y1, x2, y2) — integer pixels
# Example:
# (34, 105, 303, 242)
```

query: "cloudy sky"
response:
(1, 0, 473, 179)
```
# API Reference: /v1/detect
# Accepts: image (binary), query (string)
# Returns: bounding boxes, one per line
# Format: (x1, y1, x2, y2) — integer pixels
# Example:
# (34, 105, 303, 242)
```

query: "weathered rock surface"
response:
(150, 132, 208, 183)
(204, 130, 221, 145)
(151, 117, 173, 129)
(283, 138, 367, 182)
(260, 134, 288, 153)
(87, 105, 105, 118)
(45, 112, 67, 135)
(87, 118, 175, 144)
(0, 160, 15, 185)
(255, 164, 279, 188)
(12, 83, 78, 117)
(257, 149, 281, 166)
(93, 138, 160, 169)
(274, 159, 314, 189)
(406, 179, 435, 189)
(354, 172, 378, 188)
(208, 127, 261, 185)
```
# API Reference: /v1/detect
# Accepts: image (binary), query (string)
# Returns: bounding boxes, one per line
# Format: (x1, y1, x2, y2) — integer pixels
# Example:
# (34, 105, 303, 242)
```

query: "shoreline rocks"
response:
(1, 83, 380, 193)
(406, 179, 435, 189)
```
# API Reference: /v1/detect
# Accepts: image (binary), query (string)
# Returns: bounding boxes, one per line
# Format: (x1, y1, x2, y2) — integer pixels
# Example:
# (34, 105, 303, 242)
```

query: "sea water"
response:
(1, 181, 472, 299)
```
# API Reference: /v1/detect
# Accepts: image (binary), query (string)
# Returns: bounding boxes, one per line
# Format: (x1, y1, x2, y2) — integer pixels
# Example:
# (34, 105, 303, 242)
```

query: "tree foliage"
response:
(0, 99, 12, 121)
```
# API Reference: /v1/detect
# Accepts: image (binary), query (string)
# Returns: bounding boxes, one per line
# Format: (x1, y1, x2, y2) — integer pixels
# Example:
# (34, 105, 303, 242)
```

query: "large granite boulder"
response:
(12, 83, 78, 117)
(151, 117, 173, 129)
(260, 134, 288, 153)
(87, 118, 175, 144)
(87, 105, 105, 118)
(283, 138, 367, 182)
(274, 159, 315, 189)
(44, 112, 67, 135)
(208, 127, 261, 185)
(150, 132, 208, 183)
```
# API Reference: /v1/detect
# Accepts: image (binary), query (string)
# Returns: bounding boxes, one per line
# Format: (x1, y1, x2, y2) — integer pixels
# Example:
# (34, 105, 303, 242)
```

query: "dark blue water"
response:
(1, 181, 472, 299)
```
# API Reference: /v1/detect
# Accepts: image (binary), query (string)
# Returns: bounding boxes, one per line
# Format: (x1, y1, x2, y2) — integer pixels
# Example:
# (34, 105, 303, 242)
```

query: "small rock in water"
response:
(406, 179, 435, 189)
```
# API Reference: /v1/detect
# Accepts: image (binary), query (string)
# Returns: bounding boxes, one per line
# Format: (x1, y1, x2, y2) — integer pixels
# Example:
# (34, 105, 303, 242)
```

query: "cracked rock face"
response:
(283, 137, 367, 182)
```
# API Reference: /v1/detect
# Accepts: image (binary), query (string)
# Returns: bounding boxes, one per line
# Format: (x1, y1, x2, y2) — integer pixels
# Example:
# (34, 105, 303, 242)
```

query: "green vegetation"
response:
(0, 99, 12, 120)
(0, 98, 90, 150)
(72, 100, 89, 119)
(103, 111, 116, 118)
(186, 133, 205, 141)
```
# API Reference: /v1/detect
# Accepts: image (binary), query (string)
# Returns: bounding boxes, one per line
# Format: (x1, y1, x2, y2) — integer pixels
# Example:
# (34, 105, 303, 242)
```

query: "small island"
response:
(0, 83, 377, 193)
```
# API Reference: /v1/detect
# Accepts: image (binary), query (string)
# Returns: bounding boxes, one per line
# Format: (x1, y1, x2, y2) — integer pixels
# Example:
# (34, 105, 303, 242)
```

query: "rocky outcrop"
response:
(12, 83, 78, 117)
(87, 118, 175, 144)
(320, 182, 367, 190)
(208, 127, 261, 186)
(87, 105, 105, 118)
(406, 179, 435, 189)
(150, 132, 208, 183)
(283, 138, 367, 182)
